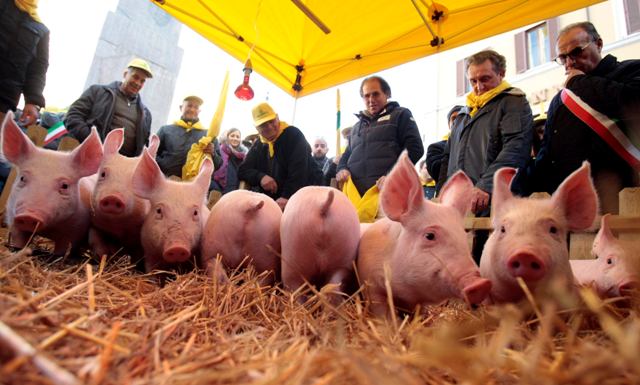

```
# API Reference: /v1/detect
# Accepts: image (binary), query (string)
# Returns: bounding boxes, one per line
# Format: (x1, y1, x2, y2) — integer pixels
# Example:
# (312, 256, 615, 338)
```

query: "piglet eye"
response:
(500, 226, 506, 233)
(425, 232, 436, 241)
(550, 226, 558, 234)
(155, 207, 163, 219)
(100, 171, 107, 178)
(61, 183, 69, 189)
(607, 258, 613, 265)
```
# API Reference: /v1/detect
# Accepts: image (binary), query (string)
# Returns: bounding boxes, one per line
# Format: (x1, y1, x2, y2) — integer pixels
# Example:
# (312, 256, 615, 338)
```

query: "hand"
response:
(260, 175, 278, 193)
(564, 68, 585, 87)
(203, 143, 214, 155)
(471, 187, 490, 214)
(375, 175, 386, 191)
(276, 197, 288, 211)
(19, 103, 40, 127)
(336, 169, 351, 183)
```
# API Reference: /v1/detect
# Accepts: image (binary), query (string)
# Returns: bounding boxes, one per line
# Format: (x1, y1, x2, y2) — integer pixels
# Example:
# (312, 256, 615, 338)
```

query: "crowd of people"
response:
(1, 0, 639, 224)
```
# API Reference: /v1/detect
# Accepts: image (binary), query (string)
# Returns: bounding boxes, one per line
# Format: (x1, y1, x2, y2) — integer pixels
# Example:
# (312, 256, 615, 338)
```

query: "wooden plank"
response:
(464, 214, 640, 232)
(569, 233, 596, 260)
(618, 187, 640, 242)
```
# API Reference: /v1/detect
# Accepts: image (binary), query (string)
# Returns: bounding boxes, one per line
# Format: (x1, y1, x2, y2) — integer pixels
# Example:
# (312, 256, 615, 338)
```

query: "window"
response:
(455, 59, 471, 96)
(526, 24, 550, 68)
(625, 0, 640, 34)
(515, 19, 558, 73)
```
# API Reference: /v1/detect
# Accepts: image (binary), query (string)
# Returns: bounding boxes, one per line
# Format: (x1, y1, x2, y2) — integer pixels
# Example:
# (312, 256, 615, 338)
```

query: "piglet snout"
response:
(99, 194, 126, 215)
(163, 244, 191, 263)
(13, 214, 44, 232)
(463, 278, 492, 306)
(507, 252, 546, 281)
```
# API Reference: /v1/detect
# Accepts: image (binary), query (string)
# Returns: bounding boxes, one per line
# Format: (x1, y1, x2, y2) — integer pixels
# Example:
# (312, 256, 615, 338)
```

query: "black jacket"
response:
(0, 0, 49, 112)
(445, 88, 533, 194)
(64, 81, 152, 156)
(337, 102, 424, 195)
(238, 125, 321, 199)
(156, 123, 222, 178)
(514, 55, 640, 196)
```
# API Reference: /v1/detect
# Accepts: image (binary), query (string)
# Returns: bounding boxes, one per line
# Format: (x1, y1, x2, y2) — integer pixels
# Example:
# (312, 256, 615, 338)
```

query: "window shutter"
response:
(547, 18, 559, 60)
(624, 0, 640, 34)
(456, 59, 465, 97)
(514, 31, 527, 74)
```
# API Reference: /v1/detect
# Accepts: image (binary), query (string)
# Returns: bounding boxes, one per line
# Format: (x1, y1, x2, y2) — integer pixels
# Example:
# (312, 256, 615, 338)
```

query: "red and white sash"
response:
(561, 88, 640, 170)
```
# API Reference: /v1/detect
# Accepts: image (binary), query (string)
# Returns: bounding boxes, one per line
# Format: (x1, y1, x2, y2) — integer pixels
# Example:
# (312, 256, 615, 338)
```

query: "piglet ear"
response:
(193, 158, 213, 196)
(593, 213, 614, 253)
(103, 128, 124, 158)
(147, 134, 160, 158)
(551, 161, 598, 231)
(380, 151, 423, 222)
(491, 167, 517, 218)
(132, 148, 165, 199)
(1, 111, 36, 166)
(439, 170, 473, 217)
(70, 127, 103, 177)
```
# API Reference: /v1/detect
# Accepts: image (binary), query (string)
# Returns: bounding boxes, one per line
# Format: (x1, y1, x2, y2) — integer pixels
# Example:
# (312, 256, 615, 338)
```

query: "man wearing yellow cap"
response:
(0, 0, 49, 127)
(156, 95, 222, 179)
(239, 102, 322, 210)
(64, 58, 153, 157)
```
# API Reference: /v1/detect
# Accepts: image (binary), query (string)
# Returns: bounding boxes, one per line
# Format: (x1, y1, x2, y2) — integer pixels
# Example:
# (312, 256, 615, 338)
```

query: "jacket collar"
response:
(356, 101, 400, 121)
(590, 54, 617, 77)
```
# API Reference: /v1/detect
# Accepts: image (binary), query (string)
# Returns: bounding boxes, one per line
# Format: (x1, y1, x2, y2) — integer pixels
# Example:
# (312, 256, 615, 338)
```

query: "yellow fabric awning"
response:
(152, 0, 603, 98)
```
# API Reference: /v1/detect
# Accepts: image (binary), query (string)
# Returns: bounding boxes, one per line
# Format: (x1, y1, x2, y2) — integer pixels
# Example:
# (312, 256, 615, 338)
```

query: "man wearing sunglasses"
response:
(514, 22, 640, 214)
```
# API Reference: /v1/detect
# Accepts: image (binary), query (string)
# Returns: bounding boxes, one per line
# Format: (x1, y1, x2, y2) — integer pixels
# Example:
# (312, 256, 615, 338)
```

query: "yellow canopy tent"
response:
(151, 0, 603, 98)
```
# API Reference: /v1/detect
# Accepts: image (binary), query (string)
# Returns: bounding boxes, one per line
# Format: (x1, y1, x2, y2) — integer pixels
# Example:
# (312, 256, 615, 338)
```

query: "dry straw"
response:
(1, 233, 639, 385)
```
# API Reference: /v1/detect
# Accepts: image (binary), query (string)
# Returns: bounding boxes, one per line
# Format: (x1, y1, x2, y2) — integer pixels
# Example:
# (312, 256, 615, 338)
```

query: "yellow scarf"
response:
(422, 180, 436, 188)
(343, 177, 379, 223)
(466, 80, 511, 117)
(174, 119, 204, 133)
(14, 0, 41, 22)
(259, 121, 288, 157)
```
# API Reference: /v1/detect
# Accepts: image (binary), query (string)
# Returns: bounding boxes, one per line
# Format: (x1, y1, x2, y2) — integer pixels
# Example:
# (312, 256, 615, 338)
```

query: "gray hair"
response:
(559, 21, 601, 42)
(465, 50, 507, 75)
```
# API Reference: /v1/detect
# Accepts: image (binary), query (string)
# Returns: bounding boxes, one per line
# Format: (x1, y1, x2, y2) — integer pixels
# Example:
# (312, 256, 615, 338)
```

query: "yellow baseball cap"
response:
(252, 102, 277, 127)
(127, 58, 153, 78)
(183, 95, 204, 105)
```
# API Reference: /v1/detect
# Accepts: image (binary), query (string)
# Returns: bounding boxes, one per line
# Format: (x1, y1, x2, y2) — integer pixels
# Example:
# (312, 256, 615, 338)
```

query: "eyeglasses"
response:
(554, 41, 592, 65)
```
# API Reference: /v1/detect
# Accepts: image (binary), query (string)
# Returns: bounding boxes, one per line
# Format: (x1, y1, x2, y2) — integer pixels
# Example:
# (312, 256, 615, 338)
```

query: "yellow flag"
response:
(182, 71, 230, 180)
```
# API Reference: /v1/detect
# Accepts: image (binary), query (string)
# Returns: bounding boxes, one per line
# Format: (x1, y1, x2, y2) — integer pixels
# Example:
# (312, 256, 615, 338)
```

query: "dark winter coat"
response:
(0, 0, 49, 112)
(64, 81, 152, 156)
(238, 125, 321, 200)
(337, 102, 424, 196)
(513, 54, 640, 196)
(156, 123, 223, 178)
(445, 88, 532, 193)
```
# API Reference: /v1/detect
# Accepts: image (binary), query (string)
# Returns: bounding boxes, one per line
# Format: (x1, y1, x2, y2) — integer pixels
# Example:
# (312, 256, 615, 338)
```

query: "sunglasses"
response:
(554, 41, 593, 65)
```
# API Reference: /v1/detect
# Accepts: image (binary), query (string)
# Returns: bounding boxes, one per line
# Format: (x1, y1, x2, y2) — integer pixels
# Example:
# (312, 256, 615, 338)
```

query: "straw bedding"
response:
(1, 230, 639, 385)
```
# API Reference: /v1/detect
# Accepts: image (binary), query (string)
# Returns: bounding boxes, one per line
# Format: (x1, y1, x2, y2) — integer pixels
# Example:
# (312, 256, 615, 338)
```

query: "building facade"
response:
(421, 0, 640, 144)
